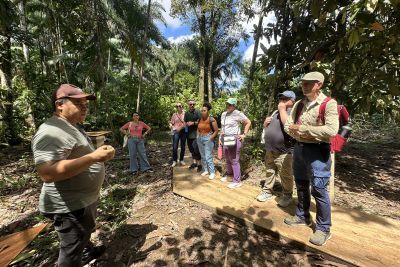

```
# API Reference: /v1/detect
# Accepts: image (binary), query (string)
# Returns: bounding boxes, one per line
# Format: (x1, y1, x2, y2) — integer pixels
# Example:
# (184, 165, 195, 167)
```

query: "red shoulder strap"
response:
(318, 97, 332, 124)
(294, 100, 305, 124)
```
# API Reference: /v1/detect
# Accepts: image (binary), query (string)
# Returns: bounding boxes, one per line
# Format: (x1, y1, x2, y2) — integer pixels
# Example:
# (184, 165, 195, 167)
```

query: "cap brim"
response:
(68, 94, 97, 100)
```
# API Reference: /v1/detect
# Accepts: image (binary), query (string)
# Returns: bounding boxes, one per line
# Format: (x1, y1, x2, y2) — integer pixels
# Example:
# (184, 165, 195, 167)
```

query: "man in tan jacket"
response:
(283, 72, 339, 246)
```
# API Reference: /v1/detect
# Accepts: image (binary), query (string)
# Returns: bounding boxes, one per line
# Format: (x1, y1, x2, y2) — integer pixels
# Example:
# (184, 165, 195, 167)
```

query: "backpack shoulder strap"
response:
(209, 116, 217, 132)
(318, 97, 332, 124)
(294, 100, 305, 124)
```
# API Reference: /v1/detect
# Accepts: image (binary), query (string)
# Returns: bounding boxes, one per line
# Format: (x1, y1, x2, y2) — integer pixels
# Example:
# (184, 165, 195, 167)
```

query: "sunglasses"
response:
(189, 103, 195, 106)
(176, 105, 182, 108)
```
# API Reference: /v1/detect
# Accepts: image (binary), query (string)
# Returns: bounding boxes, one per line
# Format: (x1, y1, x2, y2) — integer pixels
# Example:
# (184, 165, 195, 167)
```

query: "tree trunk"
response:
(136, 0, 152, 113)
(246, 0, 266, 99)
(0, 4, 19, 144)
(198, 11, 206, 102)
(18, 0, 29, 63)
(207, 51, 213, 102)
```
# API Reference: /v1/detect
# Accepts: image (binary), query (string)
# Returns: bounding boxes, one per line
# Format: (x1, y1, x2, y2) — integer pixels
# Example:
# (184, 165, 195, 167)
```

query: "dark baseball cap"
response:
(52, 84, 96, 102)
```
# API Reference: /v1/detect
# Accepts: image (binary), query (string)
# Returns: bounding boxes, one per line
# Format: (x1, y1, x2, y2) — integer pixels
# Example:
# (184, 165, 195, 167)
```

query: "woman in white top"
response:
(219, 98, 251, 189)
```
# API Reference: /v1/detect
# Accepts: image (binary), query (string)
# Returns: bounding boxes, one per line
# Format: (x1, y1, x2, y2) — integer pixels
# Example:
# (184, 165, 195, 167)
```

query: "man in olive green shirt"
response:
(32, 84, 115, 266)
(283, 72, 339, 246)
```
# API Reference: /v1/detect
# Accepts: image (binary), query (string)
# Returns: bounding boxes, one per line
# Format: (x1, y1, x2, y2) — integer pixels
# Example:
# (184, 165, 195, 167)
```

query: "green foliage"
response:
(253, 0, 400, 122)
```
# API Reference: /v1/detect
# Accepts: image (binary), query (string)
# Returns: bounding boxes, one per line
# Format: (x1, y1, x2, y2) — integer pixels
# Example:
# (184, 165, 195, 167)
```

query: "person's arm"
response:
(142, 122, 151, 137)
(263, 116, 272, 127)
(169, 114, 175, 129)
(36, 145, 115, 183)
(239, 118, 251, 141)
(210, 120, 218, 141)
(278, 102, 289, 125)
(284, 101, 298, 138)
(120, 122, 129, 135)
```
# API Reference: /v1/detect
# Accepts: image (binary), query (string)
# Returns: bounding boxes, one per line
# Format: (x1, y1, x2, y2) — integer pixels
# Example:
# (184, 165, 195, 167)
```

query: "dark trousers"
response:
(172, 130, 186, 161)
(187, 137, 201, 160)
(293, 142, 332, 233)
(43, 201, 98, 267)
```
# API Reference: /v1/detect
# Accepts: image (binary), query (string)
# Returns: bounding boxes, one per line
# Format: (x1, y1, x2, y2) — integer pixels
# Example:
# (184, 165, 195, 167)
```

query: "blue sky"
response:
(156, 0, 277, 87)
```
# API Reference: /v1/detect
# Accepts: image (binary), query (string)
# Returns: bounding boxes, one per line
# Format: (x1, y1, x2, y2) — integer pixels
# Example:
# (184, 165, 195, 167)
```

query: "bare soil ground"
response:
(1, 132, 398, 266)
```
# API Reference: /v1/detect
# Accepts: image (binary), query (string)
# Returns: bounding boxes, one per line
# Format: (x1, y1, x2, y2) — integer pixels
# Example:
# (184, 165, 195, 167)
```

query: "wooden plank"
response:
(173, 166, 400, 267)
(0, 223, 48, 267)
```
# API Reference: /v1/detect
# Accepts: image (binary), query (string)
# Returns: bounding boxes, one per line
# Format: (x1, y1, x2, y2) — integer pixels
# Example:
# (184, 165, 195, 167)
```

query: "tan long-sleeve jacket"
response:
(284, 92, 339, 143)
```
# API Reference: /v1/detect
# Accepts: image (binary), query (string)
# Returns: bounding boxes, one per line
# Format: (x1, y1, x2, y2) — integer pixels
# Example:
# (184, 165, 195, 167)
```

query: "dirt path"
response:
(2, 137, 397, 266)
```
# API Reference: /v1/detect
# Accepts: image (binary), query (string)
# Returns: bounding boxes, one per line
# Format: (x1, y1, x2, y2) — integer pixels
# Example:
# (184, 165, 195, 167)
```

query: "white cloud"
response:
(157, 0, 182, 28)
(243, 35, 279, 62)
(167, 33, 197, 44)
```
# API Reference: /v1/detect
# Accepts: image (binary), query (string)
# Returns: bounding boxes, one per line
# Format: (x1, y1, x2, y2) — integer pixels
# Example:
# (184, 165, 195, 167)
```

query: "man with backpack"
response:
(284, 71, 339, 246)
(256, 91, 296, 208)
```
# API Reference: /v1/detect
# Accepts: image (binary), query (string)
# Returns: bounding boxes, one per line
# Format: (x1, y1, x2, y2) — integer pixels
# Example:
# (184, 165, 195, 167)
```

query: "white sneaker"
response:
(201, 171, 209, 176)
(179, 160, 186, 166)
(209, 173, 215, 180)
(228, 182, 242, 189)
(171, 161, 177, 167)
(220, 176, 227, 182)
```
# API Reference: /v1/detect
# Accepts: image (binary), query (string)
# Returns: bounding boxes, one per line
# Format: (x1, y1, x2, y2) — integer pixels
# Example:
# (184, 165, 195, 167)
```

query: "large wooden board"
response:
(0, 223, 48, 267)
(173, 166, 400, 267)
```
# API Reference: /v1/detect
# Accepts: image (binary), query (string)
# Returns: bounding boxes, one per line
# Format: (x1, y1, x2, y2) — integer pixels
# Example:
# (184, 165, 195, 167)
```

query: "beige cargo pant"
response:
(262, 151, 294, 195)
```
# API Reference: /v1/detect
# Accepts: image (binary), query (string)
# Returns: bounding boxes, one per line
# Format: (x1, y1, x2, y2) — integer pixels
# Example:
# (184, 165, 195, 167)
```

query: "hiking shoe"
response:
(309, 230, 332, 246)
(201, 171, 209, 176)
(256, 191, 273, 202)
(171, 161, 177, 167)
(179, 160, 186, 166)
(82, 245, 106, 265)
(132, 171, 138, 176)
(189, 163, 197, 169)
(209, 173, 215, 180)
(144, 169, 154, 173)
(277, 195, 293, 208)
(284, 215, 312, 226)
(197, 165, 202, 172)
(228, 182, 242, 189)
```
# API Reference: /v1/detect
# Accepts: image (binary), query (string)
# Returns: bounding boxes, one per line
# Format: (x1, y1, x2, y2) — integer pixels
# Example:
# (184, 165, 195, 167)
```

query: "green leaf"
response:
(10, 250, 36, 265)
(348, 29, 360, 48)
(311, 0, 322, 18)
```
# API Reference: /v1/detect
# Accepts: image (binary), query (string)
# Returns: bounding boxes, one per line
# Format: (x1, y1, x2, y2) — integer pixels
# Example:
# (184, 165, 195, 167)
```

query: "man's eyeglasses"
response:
(189, 103, 195, 106)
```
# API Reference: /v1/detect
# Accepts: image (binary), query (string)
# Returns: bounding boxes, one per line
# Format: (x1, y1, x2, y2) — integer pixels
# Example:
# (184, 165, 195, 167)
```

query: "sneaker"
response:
(309, 230, 332, 246)
(132, 171, 138, 175)
(82, 245, 106, 265)
(220, 173, 231, 182)
(197, 165, 202, 172)
(284, 215, 312, 226)
(209, 173, 215, 180)
(256, 191, 273, 202)
(171, 161, 177, 167)
(189, 163, 197, 169)
(201, 171, 209, 176)
(144, 169, 154, 173)
(179, 160, 186, 166)
(227, 182, 242, 189)
(277, 195, 293, 208)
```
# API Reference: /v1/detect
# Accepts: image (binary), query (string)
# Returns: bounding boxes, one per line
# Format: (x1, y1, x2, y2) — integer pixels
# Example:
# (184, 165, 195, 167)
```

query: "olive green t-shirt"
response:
(31, 115, 105, 214)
